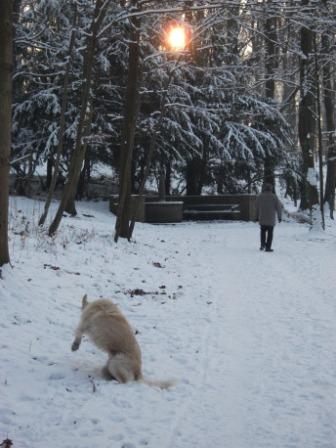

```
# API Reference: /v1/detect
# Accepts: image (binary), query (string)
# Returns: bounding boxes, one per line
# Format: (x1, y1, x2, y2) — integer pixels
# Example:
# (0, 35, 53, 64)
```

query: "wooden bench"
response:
(145, 201, 183, 223)
(109, 194, 256, 222)
(109, 196, 183, 223)
(183, 203, 240, 220)
(163, 195, 256, 221)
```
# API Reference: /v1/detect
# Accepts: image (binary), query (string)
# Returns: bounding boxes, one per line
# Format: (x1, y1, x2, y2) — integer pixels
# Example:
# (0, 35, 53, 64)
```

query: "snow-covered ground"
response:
(1, 197, 336, 448)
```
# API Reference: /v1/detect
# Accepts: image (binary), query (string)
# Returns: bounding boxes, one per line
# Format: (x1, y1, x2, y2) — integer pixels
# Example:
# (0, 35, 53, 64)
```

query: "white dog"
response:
(72, 295, 174, 388)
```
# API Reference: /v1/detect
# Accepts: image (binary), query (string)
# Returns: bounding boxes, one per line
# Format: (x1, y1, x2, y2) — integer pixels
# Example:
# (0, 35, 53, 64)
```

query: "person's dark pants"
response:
(260, 225, 274, 249)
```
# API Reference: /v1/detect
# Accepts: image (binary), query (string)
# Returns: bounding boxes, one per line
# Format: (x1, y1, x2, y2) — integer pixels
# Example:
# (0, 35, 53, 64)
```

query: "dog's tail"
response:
(139, 377, 177, 389)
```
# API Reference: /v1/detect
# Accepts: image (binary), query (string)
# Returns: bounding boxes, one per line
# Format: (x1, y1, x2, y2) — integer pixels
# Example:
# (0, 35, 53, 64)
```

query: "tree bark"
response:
(46, 157, 53, 190)
(314, 36, 325, 229)
(64, 101, 93, 214)
(114, 0, 141, 242)
(0, 0, 13, 266)
(321, 4, 336, 217)
(165, 161, 171, 196)
(298, 0, 319, 210)
(77, 149, 91, 200)
(186, 158, 205, 195)
(127, 58, 180, 240)
(48, 0, 107, 236)
(263, 0, 277, 186)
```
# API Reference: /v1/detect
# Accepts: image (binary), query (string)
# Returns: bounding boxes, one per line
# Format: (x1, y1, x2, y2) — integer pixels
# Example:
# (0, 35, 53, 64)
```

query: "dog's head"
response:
(82, 294, 89, 310)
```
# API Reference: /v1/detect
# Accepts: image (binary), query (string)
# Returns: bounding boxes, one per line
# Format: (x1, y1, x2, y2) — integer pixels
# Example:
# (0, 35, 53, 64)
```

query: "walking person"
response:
(255, 183, 282, 252)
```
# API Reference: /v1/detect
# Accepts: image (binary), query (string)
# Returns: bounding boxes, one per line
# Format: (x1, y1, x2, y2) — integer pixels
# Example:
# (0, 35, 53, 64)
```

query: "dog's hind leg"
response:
(101, 363, 114, 381)
(106, 355, 135, 384)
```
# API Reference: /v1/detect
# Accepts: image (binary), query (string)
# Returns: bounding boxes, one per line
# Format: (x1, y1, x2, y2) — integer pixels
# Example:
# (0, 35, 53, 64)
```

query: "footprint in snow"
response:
(48, 372, 66, 380)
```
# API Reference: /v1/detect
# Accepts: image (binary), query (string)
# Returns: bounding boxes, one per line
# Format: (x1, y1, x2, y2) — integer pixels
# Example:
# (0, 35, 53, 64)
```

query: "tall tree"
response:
(49, 0, 108, 236)
(0, 0, 13, 267)
(298, 0, 319, 210)
(263, 0, 278, 186)
(313, 35, 325, 229)
(39, 27, 76, 227)
(114, 0, 142, 241)
(321, 1, 336, 217)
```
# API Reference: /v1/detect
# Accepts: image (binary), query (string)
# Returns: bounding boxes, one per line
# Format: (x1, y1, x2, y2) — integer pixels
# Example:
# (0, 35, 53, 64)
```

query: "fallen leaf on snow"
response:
(152, 262, 164, 268)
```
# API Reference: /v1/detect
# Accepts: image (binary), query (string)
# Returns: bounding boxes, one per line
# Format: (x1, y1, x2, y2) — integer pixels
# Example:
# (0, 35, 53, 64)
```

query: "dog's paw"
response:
(101, 365, 113, 380)
(71, 341, 80, 351)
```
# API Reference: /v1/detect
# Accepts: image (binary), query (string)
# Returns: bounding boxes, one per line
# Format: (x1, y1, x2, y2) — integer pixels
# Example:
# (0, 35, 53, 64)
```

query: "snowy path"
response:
(164, 225, 336, 448)
(1, 198, 336, 448)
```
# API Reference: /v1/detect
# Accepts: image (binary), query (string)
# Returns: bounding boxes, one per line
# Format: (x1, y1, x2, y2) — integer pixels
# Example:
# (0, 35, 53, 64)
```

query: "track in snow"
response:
(163, 223, 336, 448)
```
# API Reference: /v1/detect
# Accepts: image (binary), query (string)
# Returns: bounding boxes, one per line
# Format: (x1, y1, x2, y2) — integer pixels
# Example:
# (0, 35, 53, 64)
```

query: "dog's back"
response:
(72, 296, 174, 387)
(75, 298, 142, 381)
(81, 300, 140, 354)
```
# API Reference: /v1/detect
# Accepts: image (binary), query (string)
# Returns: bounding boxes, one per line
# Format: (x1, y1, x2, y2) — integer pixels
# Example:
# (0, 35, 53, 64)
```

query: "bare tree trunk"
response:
(158, 167, 166, 201)
(0, 0, 13, 267)
(46, 157, 53, 190)
(12, 0, 22, 103)
(321, 3, 336, 217)
(165, 161, 171, 196)
(186, 154, 208, 195)
(127, 57, 181, 240)
(323, 54, 336, 217)
(39, 28, 76, 226)
(298, 0, 319, 210)
(114, 0, 141, 242)
(65, 98, 94, 213)
(314, 36, 325, 229)
(263, 0, 277, 186)
(77, 149, 91, 200)
(48, 0, 107, 236)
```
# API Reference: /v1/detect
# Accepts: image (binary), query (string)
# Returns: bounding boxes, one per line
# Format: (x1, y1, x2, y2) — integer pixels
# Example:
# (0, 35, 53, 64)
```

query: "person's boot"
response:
(265, 247, 274, 252)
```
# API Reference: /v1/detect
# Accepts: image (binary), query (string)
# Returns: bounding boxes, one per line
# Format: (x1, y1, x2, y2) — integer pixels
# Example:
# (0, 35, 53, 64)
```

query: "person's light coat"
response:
(256, 190, 282, 226)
